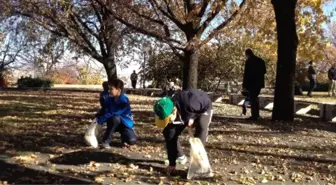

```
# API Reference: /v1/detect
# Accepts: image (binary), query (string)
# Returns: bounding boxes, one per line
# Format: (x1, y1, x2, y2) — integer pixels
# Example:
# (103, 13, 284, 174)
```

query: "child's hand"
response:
(188, 119, 194, 127)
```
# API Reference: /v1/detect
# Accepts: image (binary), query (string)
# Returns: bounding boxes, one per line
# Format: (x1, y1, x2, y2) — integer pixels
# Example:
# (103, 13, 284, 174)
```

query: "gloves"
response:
(96, 112, 113, 125)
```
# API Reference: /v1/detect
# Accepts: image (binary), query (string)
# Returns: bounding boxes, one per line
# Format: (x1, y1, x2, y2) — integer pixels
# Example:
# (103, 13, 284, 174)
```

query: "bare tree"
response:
(95, 0, 247, 89)
(0, 28, 30, 76)
(2, 0, 134, 81)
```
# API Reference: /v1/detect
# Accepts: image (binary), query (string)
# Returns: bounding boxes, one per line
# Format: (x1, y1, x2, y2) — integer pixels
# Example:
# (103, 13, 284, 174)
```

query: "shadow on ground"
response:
(50, 150, 187, 179)
(0, 159, 91, 184)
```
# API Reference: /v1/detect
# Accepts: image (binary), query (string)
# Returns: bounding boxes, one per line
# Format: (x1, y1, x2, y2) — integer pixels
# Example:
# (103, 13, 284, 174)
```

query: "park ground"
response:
(0, 90, 335, 185)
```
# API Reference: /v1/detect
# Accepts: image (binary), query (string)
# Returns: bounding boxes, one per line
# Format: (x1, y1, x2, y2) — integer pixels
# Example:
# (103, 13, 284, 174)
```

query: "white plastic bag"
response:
(84, 120, 99, 148)
(95, 123, 105, 139)
(187, 128, 213, 179)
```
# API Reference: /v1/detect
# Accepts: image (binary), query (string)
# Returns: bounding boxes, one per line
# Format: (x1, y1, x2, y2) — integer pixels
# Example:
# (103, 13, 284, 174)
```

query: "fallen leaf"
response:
(94, 177, 104, 183)
(261, 178, 268, 183)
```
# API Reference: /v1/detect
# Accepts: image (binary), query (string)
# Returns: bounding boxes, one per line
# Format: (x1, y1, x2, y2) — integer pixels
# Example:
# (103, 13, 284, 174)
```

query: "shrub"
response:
(301, 82, 329, 92)
(17, 76, 54, 88)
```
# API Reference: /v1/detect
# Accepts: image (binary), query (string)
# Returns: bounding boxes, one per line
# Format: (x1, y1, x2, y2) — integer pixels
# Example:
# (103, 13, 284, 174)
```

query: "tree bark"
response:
(271, 0, 299, 121)
(103, 57, 117, 82)
(182, 49, 198, 90)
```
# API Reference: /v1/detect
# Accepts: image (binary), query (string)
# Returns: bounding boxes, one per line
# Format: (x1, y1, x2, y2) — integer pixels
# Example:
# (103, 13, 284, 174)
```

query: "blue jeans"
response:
(103, 116, 137, 145)
(308, 78, 316, 95)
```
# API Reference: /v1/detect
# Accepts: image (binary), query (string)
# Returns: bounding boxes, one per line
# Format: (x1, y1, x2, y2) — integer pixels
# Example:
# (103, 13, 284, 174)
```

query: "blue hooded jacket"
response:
(97, 93, 134, 128)
(99, 91, 110, 111)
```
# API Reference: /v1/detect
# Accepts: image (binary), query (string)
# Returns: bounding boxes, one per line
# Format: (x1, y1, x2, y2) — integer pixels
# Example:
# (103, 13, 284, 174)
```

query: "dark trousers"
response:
(132, 81, 137, 89)
(242, 98, 250, 115)
(308, 79, 316, 96)
(103, 116, 137, 145)
(163, 109, 213, 166)
(248, 88, 261, 119)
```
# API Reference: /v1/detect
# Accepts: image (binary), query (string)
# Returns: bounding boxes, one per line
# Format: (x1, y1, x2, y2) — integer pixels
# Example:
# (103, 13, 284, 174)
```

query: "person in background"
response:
(96, 81, 110, 118)
(153, 89, 213, 175)
(328, 63, 336, 97)
(294, 82, 303, 96)
(130, 70, 138, 89)
(307, 61, 317, 97)
(242, 49, 266, 121)
(100, 81, 110, 109)
(96, 79, 137, 149)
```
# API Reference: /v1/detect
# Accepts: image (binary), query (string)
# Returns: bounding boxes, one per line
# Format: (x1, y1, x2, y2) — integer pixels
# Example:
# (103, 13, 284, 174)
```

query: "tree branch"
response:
(200, 0, 247, 46)
(68, 14, 101, 58)
(184, 0, 193, 13)
(149, 0, 186, 31)
(198, 0, 210, 17)
(126, 5, 167, 26)
(71, 11, 107, 57)
(94, 0, 182, 46)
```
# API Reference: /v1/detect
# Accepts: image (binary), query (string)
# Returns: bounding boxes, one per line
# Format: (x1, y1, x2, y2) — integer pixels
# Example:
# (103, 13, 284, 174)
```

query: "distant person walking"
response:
(242, 49, 266, 121)
(307, 61, 317, 97)
(130, 70, 138, 89)
(328, 64, 336, 97)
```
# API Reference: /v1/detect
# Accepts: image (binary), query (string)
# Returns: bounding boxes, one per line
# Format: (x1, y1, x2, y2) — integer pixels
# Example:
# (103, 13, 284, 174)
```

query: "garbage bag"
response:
(84, 120, 99, 148)
(187, 134, 213, 179)
(95, 123, 105, 139)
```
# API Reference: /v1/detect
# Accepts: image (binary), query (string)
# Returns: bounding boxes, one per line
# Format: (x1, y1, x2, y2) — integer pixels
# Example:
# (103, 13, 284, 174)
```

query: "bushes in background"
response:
(17, 76, 54, 88)
(300, 83, 329, 92)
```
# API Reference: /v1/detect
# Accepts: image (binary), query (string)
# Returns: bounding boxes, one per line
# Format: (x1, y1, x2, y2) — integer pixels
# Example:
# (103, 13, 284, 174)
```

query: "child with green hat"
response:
(153, 89, 213, 175)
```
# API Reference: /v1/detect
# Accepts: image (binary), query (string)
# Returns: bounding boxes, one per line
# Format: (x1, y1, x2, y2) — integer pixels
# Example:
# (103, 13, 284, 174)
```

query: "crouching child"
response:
(96, 79, 137, 148)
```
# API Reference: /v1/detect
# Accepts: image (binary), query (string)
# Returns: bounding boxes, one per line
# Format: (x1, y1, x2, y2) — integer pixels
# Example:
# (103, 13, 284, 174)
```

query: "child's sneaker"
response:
(102, 142, 111, 149)
(164, 155, 188, 165)
(177, 155, 188, 165)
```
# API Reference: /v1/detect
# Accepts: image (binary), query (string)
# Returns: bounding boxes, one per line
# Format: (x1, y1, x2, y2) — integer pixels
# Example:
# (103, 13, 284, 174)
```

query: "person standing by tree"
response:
(307, 61, 317, 97)
(242, 49, 266, 121)
(328, 64, 336, 97)
(130, 70, 138, 89)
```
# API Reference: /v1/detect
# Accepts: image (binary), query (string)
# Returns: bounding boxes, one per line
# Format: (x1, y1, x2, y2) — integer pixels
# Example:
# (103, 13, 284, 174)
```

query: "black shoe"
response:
(246, 116, 259, 121)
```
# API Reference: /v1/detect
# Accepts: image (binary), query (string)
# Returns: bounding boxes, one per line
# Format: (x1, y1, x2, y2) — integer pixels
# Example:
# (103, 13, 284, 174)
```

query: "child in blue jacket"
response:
(100, 81, 110, 109)
(96, 79, 137, 148)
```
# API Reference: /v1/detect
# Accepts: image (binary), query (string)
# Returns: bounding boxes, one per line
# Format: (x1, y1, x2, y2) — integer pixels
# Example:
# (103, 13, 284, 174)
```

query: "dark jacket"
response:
(308, 65, 317, 80)
(172, 89, 212, 124)
(243, 55, 266, 90)
(131, 73, 138, 81)
(99, 91, 110, 109)
(328, 67, 336, 80)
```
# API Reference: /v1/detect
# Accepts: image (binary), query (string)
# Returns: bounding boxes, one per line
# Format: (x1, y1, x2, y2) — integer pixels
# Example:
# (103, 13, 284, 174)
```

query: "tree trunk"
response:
(271, 0, 299, 121)
(182, 49, 198, 90)
(103, 57, 117, 82)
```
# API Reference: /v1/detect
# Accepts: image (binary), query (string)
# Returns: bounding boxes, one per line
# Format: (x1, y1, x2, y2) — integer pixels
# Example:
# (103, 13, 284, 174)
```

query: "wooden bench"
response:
(229, 94, 245, 105)
(259, 97, 273, 110)
(208, 93, 224, 103)
(229, 94, 322, 117)
(294, 101, 313, 115)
